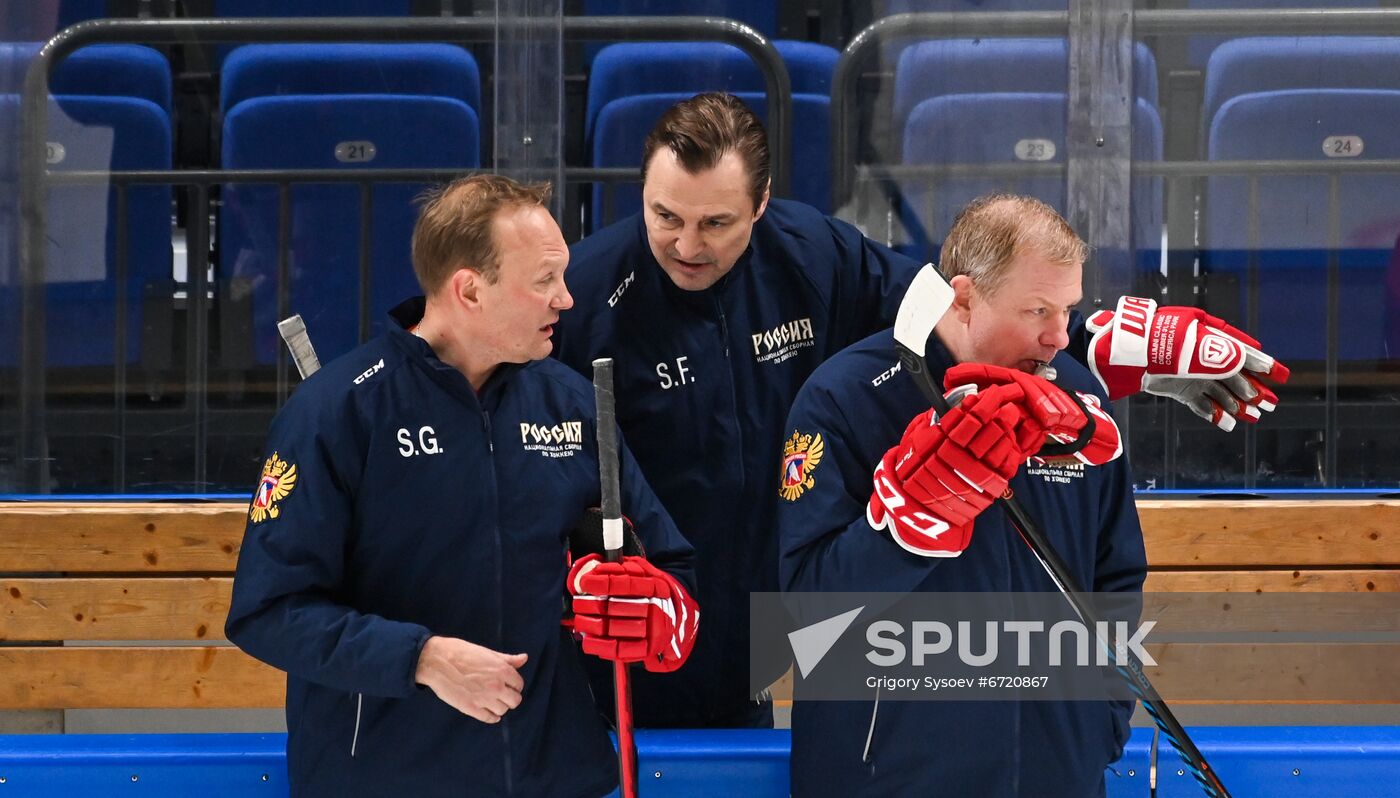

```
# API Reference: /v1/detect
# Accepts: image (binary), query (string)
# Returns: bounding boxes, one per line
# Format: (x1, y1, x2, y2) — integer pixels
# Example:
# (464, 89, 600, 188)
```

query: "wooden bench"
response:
(2, 500, 1399, 710)
(0, 503, 282, 710)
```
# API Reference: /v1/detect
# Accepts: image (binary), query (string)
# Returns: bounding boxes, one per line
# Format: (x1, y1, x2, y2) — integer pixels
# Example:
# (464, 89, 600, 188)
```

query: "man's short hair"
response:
(640, 92, 771, 212)
(938, 194, 1089, 296)
(411, 174, 553, 293)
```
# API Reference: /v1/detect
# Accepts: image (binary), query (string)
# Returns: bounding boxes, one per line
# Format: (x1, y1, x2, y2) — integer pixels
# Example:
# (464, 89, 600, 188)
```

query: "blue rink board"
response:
(1, 727, 1398, 796)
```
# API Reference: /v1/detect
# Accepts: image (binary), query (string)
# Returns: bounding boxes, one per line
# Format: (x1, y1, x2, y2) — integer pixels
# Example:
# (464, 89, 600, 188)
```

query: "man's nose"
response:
(674, 225, 705, 260)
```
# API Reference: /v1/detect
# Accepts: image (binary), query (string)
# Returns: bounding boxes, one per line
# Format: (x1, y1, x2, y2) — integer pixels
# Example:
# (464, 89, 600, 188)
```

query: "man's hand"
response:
(568, 554, 699, 673)
(414, 636, 527, 724)
(945, 363, 1122, 467)
(1086, 296, 1291, 432)
(868, 374, 1050, 557)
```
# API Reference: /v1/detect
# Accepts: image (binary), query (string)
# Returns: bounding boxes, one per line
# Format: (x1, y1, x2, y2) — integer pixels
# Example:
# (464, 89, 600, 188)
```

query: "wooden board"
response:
(0, 646, 285, 709)
(2, 500, 1395, 572)
(766, 642, 1400, 704)
(0, 578, 232, 641)
(1144, 569, 1400, 593)
(1142, 642, 1400, 702)
(1135, 500, 1400, 568)
(0, 503, 247, 572)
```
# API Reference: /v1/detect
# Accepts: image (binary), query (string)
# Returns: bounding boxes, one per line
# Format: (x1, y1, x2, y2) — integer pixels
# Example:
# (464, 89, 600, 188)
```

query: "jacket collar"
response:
(386, 297, 522, 408)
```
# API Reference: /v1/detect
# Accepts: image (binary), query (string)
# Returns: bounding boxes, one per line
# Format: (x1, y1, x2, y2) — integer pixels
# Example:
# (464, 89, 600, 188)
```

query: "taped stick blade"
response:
(892, 264, 955, 359)
(278, 314, 321, 378)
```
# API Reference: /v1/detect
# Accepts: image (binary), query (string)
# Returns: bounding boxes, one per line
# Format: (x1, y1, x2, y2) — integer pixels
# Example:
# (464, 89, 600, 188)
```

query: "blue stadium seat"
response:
(213, 0, 413, 16)
(883, 0, 1066, 10)
(899, 92, 1163, 266)
(217, 43, 481, 365)
(207, 1, 416, 66)
(590, 92, 832, 228)
(586, 41, 839, 227)
(221, 43, 480, 115)
(1185, 0, 1380, 67)
(877, 0, 1075, 68)
(0, 43, 172, 369)
(893, 39, 1159, 158)
(0, 44, 171, 116)
(582, 0, 776, 39)
(586, 40, 836, 142)
(0, 95, 173, 368)
(220, 94, 480, 365)
(578, 1, 780, 67)
(1203, 37, 1400, 135)
(1203, 89, 1400, 363)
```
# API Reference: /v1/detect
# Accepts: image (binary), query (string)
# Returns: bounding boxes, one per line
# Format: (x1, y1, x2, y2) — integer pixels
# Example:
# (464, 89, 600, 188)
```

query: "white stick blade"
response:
(893, 265, 955, 358)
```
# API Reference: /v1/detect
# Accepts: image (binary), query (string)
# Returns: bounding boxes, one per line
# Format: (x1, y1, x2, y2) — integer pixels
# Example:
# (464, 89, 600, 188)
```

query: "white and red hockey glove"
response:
(1086, 296, 1291, 432)
(945, 363, 1123, 467)
(867, 374, 1050, 558)
(568, 554, 699, 673)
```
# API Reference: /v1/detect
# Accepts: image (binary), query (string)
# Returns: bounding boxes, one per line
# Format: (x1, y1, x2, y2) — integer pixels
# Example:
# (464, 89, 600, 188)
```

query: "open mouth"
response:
(672, 257, 712, 270)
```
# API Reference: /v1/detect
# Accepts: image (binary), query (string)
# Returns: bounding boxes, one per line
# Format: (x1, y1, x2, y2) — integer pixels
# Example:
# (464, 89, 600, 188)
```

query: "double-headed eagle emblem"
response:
(250, 452, 297, 523)
(779, 431, 824, 502)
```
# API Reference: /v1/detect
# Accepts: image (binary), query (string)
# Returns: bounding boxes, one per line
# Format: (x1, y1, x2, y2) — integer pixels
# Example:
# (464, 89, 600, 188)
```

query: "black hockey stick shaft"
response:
(895, 345, 1231, 798)
(592, 358, 640, 798)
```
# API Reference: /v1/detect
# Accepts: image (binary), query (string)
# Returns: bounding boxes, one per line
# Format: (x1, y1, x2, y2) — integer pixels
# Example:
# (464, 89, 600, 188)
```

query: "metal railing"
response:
(830, 7, 1400, 205)
(831, 8, 1400, 492)
(12, 15, 791, 492)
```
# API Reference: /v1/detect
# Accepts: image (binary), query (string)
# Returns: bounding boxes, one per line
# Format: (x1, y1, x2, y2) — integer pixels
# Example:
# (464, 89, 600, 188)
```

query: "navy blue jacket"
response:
(227, 298, 695, 797)
(554, 199, 922, 725)
(778, 330, 1147, 797)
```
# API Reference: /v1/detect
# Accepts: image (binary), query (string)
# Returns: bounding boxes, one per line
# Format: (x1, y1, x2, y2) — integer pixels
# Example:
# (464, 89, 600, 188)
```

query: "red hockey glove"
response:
(945, 363, 1123, 467)
(867, 379, 1047, 558)
(568, 554, 699, 673)
(1086, 296, 1291, 432)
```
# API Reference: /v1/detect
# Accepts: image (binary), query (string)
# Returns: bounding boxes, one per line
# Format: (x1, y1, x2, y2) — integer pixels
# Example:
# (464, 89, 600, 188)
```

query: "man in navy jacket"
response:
(779, 195, 1144, 796)
(556, 91, 1288, 731)
(227, 175, 697, 797)
(555, 92, 923, 728)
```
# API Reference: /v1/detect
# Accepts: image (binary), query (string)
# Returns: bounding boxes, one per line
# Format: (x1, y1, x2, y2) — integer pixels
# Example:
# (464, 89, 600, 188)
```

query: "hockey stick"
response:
(278, 314, 321, 379)
(592, 357, 640, 798)
(891, 266, 1231, 798)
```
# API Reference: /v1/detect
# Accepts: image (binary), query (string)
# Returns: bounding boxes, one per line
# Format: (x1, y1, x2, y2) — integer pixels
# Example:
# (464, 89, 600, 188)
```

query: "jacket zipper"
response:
(713, 295, 731, 359)
(350, 692, 363, 757)
(861, 685, 882, 764)
(712, 296, 747, 484)
(483, 407, 513, 795)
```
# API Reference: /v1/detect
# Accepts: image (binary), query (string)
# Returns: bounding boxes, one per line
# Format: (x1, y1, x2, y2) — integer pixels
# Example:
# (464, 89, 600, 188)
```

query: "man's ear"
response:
(449, 267, 484, 310)
(752, 181, 771, 222)
(950, 274, 975, 323)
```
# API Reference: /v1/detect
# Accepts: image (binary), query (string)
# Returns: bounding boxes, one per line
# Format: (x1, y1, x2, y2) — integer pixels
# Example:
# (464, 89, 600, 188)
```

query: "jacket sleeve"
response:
(1065, 310, 1092, 372)
(618, 429, 697, 596)
(777, 381, 945, 595)
(225, 393, 432, 698)
(1092, 422, 1150, 760)
(826, 215, 924, 345)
